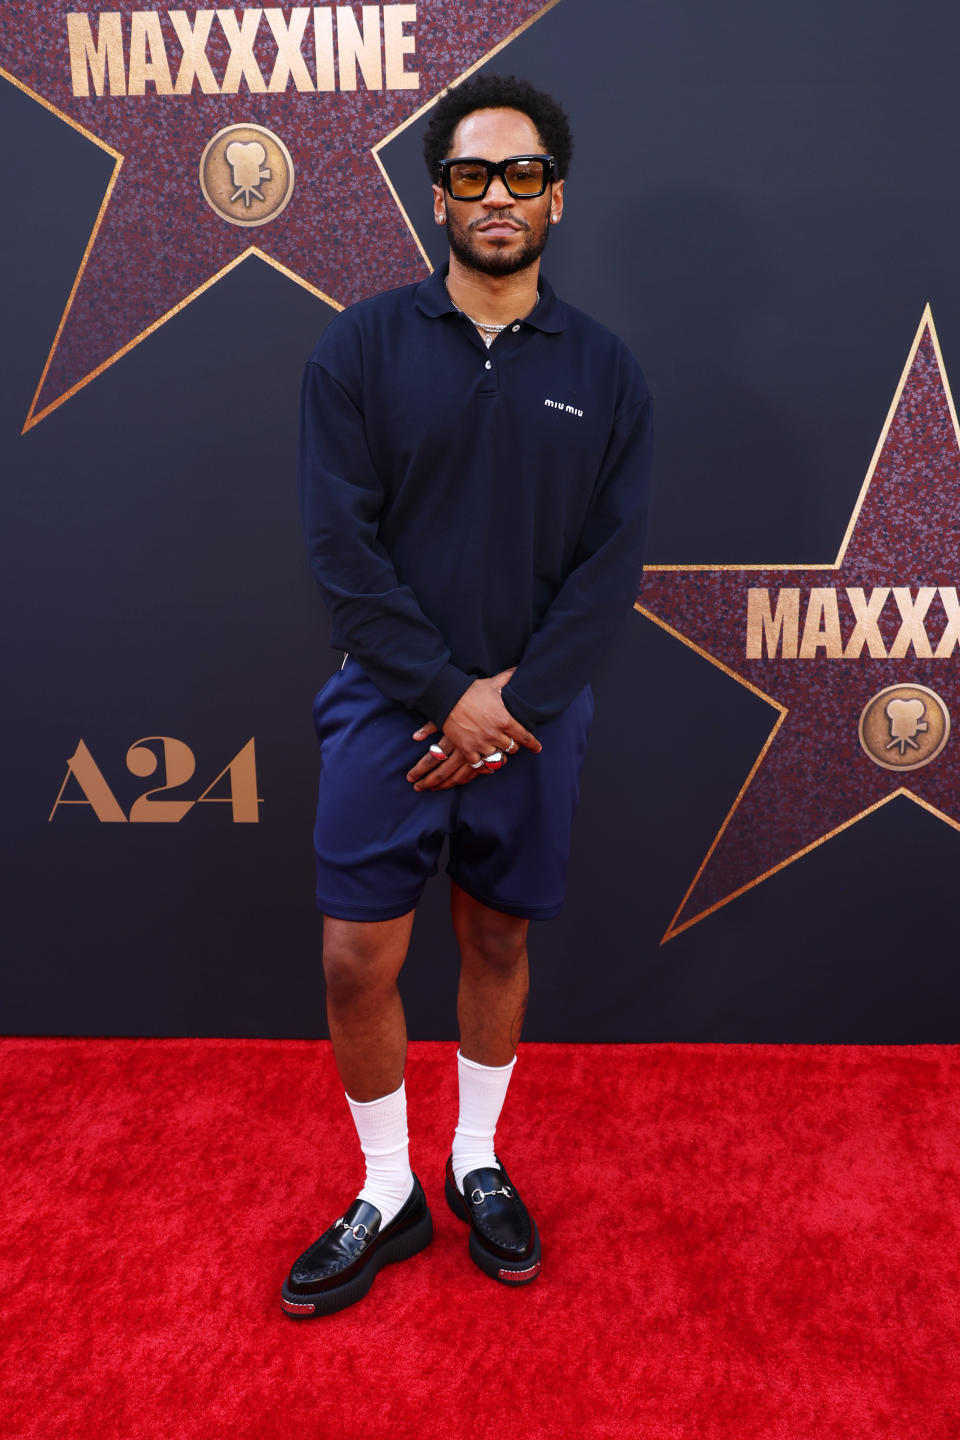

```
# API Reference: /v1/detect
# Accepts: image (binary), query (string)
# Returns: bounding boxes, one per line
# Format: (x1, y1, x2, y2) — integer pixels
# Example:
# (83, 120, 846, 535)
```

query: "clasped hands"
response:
(405, 668, 541, 791)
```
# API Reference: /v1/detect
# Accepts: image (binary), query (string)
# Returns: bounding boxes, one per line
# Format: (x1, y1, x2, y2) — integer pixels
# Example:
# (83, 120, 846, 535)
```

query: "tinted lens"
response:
(448, 162, 489, 198)
(504, 159, 547, 195)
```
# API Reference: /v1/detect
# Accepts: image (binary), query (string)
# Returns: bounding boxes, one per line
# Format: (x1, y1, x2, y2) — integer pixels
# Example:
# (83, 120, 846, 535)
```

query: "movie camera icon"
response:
(859, 683, 950, 771)
(199, 123, 295, 228)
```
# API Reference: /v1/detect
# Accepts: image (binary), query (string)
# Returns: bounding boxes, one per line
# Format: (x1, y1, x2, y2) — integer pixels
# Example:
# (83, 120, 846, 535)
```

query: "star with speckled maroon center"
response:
(639, 310, 960, 940)
(0, 1, 554, 428)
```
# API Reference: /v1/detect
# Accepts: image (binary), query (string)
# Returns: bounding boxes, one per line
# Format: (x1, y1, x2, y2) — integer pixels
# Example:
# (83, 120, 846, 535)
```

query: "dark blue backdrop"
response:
(3, 0, 960, 1039)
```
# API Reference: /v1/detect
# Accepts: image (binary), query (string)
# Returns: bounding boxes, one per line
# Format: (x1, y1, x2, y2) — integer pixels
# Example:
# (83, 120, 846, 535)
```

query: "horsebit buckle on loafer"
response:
(335, 1218, 368, 1239)
(470, 1184, 513, 1204)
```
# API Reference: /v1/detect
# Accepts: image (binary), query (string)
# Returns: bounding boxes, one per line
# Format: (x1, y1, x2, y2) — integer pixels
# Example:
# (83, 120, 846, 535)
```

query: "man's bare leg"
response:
(281, 909, 430, 1316)
(322, 910, 415, 1100)
(314, 910, 419, 1226)
(446, 883, 541, 1281)
(451, 883, 529, 1064)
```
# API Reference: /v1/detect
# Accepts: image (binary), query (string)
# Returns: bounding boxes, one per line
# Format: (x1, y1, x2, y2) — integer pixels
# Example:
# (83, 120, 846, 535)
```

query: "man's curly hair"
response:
(423, 74, 573, 181)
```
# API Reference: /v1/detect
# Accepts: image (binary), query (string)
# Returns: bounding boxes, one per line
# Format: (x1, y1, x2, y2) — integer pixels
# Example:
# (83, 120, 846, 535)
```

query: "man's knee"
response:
(458, 908, 529, 974)
(322, 915, 411, 999)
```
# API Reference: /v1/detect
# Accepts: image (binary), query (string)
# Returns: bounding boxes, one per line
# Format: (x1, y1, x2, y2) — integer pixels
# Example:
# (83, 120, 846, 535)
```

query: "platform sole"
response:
(444, 1175, 541, 1285)
(280, 1206, 433, 1317)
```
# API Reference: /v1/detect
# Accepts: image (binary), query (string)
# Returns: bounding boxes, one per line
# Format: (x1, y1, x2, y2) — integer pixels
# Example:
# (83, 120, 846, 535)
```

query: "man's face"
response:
(432, 107, 564, 278)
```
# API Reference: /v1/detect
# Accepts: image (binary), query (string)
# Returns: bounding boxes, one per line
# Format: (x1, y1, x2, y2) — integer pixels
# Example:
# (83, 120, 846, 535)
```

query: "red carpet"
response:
(2, 1039, 959, 1438)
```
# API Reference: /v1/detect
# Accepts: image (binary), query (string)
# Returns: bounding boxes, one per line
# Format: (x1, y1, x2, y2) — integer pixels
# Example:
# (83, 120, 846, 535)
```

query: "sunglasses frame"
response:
(436, 154, 558, 201)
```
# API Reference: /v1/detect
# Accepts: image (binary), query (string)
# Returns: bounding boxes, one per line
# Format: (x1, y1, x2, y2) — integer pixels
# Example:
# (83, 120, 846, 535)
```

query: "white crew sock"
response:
(346, 1080, 415, 1227)
(450, 1050, 517, 1193)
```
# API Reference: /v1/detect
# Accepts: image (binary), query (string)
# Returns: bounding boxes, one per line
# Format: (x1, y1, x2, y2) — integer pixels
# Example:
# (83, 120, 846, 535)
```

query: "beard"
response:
(445, 207, 550, 277)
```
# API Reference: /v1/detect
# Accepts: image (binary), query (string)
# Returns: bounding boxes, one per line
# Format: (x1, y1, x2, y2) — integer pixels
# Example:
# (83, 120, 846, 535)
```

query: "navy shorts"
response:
(312, 659, 593, 922)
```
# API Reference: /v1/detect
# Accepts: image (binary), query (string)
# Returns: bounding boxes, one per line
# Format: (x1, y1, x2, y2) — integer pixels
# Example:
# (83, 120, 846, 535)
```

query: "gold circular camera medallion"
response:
(199, 123, 295, 228)
(858, 682, 951, 772)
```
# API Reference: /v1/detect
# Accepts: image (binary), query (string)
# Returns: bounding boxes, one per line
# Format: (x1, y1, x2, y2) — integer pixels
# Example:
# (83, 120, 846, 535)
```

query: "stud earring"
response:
(436, 214, 445, 225)
(550, 214, 558, 224)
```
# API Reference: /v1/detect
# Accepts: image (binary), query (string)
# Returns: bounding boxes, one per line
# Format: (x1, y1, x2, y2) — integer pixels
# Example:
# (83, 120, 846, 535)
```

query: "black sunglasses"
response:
(437, 154, 558, 200)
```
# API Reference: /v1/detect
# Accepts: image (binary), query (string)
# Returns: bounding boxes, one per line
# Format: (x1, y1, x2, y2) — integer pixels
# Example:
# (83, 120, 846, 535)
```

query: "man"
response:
(283, 73, 652, 1317)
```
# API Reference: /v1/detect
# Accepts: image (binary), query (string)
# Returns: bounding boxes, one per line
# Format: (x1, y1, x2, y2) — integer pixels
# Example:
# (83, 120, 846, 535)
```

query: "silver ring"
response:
(506, 739, 517, 754)
(429, 743, 446, 759)
(480, 750, 506, 772)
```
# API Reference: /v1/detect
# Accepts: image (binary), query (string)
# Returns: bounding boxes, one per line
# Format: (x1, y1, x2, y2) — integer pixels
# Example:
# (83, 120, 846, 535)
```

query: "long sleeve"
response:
(501, 394, 653, 728)
(298, 358, 473, 726)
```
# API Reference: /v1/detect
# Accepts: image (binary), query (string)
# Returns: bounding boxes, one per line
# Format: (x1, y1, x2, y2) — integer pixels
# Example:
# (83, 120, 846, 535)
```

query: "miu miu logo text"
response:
(543, 398, 583, 417)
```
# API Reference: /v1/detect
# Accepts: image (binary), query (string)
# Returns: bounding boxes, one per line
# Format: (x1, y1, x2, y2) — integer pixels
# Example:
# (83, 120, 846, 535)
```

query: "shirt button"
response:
(512, 324, 520, 332)
(484, 360, 492, 369)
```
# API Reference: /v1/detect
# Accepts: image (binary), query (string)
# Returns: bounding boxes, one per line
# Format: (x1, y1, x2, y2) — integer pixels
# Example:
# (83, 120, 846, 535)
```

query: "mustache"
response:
(469, 211, 531, 232)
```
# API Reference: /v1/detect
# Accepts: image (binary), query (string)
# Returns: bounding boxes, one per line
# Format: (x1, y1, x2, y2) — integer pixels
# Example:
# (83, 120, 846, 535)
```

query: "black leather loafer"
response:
(281, 1176, 432, 1317)
(444, 1155, 541, 1285)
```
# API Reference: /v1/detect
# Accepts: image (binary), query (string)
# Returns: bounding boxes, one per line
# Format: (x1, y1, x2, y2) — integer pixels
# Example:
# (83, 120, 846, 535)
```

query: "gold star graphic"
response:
(0, 0, 560, 430)
(639, 308, 960, 940)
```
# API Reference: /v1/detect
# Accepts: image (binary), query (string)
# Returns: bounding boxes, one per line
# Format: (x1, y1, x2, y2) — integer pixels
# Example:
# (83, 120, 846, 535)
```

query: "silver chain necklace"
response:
(446, 282, 539, 348)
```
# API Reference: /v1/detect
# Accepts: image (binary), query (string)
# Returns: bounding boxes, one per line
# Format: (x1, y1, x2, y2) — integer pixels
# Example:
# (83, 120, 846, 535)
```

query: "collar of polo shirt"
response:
(414, 265, 567, 334)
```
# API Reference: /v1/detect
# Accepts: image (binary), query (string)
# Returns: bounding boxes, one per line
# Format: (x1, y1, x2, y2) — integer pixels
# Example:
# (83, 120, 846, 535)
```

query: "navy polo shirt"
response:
(298, 265, 652, 730)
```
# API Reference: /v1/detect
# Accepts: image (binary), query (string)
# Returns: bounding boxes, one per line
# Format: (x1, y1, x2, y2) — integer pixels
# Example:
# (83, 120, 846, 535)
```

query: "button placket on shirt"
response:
(478, 351, 497, 397)
(466, 317, 529, 397)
